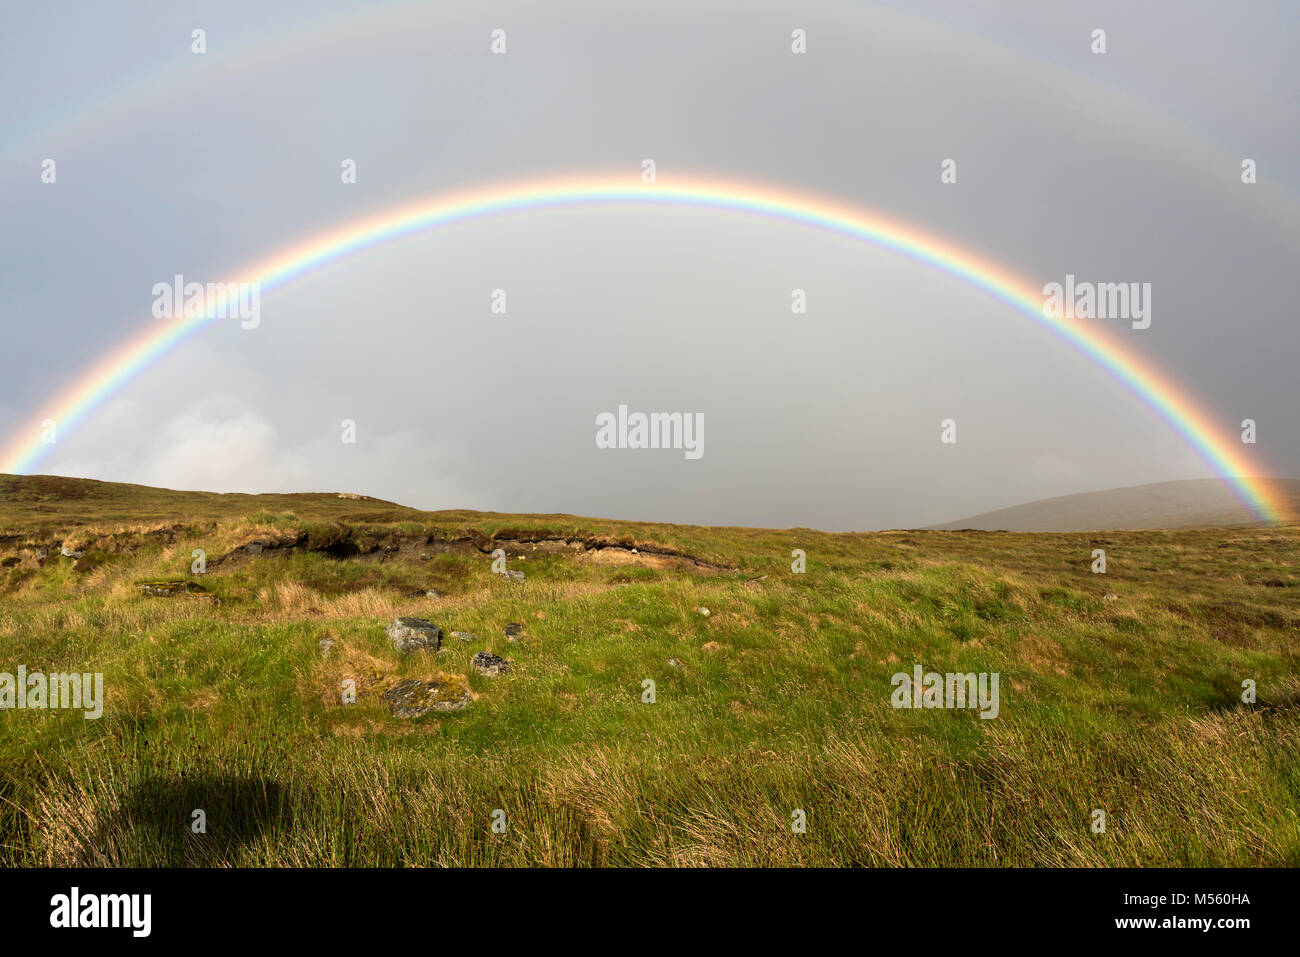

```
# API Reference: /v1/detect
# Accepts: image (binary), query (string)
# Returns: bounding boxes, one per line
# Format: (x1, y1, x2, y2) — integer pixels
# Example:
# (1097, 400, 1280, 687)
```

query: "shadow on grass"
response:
(104, 773, 300, 866)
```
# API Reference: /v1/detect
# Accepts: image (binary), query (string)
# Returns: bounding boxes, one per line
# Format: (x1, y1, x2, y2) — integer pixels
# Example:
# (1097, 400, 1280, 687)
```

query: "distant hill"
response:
(0, 473, 423, 529)
(930, 478, 1300, 531)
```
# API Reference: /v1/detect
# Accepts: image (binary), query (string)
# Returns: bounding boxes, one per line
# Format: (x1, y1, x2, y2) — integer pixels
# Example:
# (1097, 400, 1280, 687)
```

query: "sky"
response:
(1, 0, 1297, 530)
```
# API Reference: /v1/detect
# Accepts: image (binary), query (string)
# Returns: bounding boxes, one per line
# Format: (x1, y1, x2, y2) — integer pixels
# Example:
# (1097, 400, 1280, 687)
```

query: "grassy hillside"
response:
(931, 477, 1300, 532)
(1, 474, 1297, 866)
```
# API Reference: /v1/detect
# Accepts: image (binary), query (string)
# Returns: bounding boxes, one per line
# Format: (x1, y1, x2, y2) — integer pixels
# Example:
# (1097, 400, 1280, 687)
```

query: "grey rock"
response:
(383, 676, 472, 717)
(247, 542, 264, 555)
(504, 569, 525, 583)
(667, 657, 683, 668)
(386, 617, 442, 653)
(60, 545, 85, 559)
(450, 631, 478, 643)
(504, 623, 524, 641)
(471, 652, 511, 677)
(318, 637, 335, 655)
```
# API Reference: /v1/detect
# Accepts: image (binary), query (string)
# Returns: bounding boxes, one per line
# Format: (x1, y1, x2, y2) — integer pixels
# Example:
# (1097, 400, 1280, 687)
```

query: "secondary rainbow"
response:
(1, 173, 1282, 522)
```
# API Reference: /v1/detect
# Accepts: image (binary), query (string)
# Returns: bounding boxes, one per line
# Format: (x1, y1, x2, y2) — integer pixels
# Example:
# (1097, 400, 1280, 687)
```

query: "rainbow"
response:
(0, 173, 1283, 522)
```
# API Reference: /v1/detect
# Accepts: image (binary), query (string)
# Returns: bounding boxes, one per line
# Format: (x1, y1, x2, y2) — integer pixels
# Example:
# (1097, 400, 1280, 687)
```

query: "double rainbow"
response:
(0, 174, 1282, 522)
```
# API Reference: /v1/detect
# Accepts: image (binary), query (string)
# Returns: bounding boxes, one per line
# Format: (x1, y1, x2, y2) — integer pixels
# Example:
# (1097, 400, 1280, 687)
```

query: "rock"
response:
(450, 631, 478, 643)
(136, 580, 219, 605)
(471, 651, 511, 676)
(409, 587, 442, 599)
(667, 657, 683, 668)
(318, 637, 335, 655)
(60, 545, 84, 559)
(696, 607, 711, 617)
(1103, 592, 1119, 602)
(504, 569, 525, 583)
(138, 579, 212, 599)
(383, 675, 472, 717)
(386, 617, 442, 653)
(504, 623, 524, 641)
(247, 542, 264, 555)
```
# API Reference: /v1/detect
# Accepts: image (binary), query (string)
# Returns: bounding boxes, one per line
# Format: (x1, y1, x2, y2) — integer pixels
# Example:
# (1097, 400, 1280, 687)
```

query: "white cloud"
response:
(47, 393, 487, 510)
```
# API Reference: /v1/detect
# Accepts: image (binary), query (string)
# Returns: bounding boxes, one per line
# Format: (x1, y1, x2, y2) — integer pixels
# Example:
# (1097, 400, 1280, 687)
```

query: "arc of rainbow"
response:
(0, 174, 1282, 523)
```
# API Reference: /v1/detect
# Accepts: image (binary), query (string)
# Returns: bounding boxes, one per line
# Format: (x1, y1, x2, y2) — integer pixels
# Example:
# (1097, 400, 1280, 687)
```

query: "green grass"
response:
(0, 473, 1297, 866)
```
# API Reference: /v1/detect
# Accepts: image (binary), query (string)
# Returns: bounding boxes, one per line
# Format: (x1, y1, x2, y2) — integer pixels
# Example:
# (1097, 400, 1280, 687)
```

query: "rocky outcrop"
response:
(206, 526, 733, 574)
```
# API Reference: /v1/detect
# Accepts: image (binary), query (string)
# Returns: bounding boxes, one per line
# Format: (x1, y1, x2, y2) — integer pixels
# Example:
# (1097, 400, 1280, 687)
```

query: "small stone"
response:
(386, 617, 442, 653)
(247, 542, 264, 555)
(383, 675, 472, 717)
(450, 631, 478, 643)
(504, 569, 525, 583)
(60, 545, 85, 559)
(471, 651, 511, 677)
(318, 637, 335, 655)
(696, 607, 710, 617)
(504, 623, 524, 641)
(667, 657, 682, 668)
(1103, 592, 1119, 602)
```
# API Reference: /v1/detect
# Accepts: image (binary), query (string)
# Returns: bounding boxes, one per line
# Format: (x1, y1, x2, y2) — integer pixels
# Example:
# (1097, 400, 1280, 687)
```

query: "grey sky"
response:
(2, 0, 1297, 529)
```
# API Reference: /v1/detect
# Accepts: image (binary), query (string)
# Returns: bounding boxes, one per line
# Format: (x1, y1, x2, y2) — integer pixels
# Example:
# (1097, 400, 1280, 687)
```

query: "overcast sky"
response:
(1, 0, 1296, 529)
